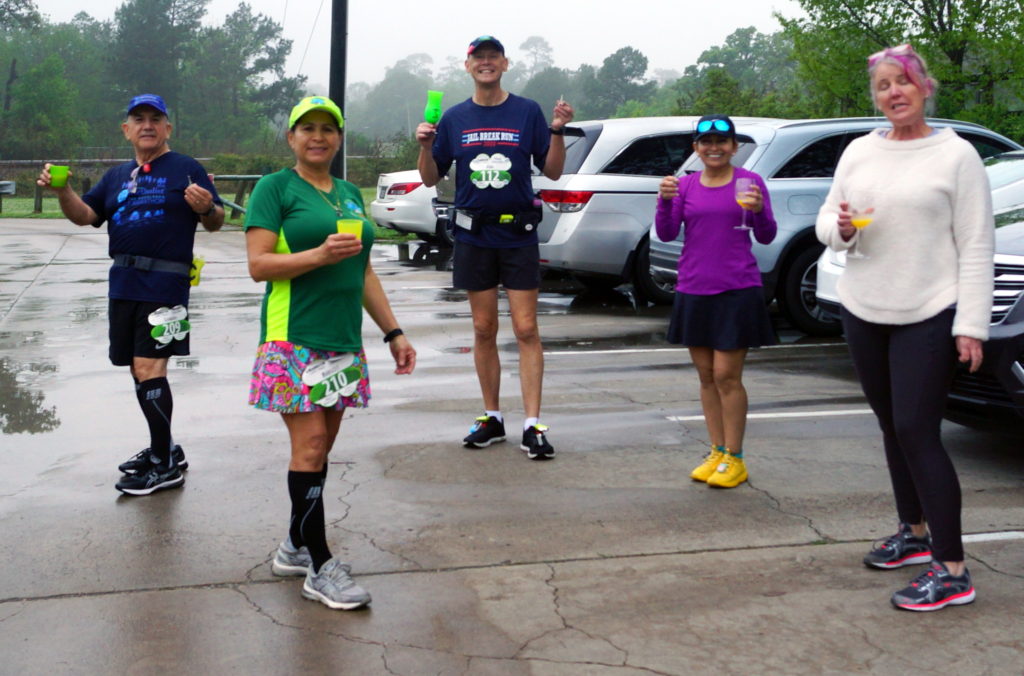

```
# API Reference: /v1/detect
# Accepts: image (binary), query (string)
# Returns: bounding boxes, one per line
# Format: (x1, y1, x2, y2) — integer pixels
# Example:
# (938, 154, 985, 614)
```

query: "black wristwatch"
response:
(201, 203, 217, 217)
(549, 126, 564, 136)
(383, 328, 404, 343)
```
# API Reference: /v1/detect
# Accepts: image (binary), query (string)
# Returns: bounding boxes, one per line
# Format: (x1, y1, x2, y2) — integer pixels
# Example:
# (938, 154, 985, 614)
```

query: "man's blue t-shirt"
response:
(82, 151, 221, 306)
(432, 93, 550, 248)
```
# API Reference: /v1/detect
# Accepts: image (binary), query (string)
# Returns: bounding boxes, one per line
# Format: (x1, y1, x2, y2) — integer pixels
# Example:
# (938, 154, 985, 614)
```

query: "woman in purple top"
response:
(654, 114, 777, 489)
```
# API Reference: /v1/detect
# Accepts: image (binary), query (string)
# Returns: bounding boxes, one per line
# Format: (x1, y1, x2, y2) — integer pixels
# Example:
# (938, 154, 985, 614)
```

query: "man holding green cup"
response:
(36, 93, 224, 496)
(416, 35, 575, 460)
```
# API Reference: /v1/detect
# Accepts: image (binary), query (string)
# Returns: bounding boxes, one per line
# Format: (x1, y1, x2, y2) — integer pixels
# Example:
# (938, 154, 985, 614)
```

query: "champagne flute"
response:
(846, 207, 874, 259)
(735, 177, 754, 230)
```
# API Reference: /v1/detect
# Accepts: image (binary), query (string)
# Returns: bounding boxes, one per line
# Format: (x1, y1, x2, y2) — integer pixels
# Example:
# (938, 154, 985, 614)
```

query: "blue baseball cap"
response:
(467, 35, 505, 55)
(694, 114, 736, 142)
(126, 94, 168, 116)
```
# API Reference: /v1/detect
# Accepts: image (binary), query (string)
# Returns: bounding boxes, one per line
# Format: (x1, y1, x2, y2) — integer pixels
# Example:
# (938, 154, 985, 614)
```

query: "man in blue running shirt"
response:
(38, 93, 224, 495)
(417, 36, 573, 460)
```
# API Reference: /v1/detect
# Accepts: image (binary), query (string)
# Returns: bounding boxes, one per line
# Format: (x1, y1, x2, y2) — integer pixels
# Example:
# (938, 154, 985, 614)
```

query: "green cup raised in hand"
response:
(49, 165, 69, 188)
(424, 90, 444, 124)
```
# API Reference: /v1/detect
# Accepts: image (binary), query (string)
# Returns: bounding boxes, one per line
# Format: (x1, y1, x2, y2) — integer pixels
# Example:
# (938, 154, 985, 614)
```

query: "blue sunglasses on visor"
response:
(696, 119, 732, 133)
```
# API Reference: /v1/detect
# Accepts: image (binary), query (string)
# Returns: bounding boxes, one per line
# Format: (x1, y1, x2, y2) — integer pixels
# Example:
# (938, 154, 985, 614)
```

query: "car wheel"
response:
(632, 238, 675, 305)
(436, 217, 455, 247)
(777, 244, 843, 337)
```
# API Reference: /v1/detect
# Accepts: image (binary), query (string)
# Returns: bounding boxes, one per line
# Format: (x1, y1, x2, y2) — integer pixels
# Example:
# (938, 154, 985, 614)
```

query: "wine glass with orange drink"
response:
(847, 207, 874, 259)
(735, 177, 754, 230)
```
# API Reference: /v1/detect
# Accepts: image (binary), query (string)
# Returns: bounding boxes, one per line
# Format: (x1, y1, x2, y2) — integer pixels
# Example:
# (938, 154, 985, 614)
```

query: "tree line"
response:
(2, 0, 1023, 170)
(347, 0, 1024, 148)
(0, 0, 304, 161)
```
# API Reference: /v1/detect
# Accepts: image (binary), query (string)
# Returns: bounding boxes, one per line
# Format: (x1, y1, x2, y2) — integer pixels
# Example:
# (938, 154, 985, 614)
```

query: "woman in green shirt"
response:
(245, 96, 416, 610)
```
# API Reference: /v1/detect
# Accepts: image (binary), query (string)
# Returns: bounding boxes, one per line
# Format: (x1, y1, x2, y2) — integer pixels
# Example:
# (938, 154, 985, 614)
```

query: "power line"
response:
(295, 0, 327, 80)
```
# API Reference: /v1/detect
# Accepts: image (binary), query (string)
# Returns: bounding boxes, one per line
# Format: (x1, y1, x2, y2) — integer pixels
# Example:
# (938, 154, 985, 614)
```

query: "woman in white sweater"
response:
(816, 44, 994, 612)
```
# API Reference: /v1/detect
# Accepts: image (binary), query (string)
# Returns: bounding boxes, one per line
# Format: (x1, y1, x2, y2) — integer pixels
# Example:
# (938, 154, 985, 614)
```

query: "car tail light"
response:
(539, 189, 594, 213)
(387, 182, 423, 196)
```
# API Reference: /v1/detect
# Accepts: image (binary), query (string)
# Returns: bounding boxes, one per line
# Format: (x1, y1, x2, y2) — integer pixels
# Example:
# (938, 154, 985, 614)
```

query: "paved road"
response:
(1, 220, 1022, 675)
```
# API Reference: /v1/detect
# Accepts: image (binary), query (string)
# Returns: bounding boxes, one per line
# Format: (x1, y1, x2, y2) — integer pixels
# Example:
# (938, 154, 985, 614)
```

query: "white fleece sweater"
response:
(815, 127, 994, 340)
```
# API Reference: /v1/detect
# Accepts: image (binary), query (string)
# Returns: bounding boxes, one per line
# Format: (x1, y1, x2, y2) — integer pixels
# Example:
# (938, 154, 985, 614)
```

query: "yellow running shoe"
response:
(690, 446, 725, 482)
(707, 451, 748, 488)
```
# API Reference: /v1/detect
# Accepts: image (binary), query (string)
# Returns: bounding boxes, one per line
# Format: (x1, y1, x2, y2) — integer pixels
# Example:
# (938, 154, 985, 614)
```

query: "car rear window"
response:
(956, 131, 1018, 159)
(772, 132, 868, 179)
(601, 133, 694, 176)
(562, 126, 599, 175)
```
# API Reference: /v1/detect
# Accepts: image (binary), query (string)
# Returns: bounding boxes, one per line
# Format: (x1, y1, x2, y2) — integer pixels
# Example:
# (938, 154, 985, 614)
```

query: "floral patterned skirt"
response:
(248, 341, 371, 413)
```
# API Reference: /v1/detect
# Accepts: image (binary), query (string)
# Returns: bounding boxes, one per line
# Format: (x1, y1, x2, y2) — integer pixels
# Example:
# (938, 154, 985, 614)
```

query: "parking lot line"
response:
(547, 342, 843, 356)
(667, 409, 873, 422)
(963, 531, 1024, 543)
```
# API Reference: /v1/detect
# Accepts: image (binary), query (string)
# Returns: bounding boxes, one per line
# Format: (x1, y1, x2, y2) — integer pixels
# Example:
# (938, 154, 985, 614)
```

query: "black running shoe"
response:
(463, 416, 506, 448)
(891, 561, 975, 611)
(115, 462, 185, 496)
(119, 445, 188, 475)
(520, 425, 554, 460)
(863, 522, 932, 569)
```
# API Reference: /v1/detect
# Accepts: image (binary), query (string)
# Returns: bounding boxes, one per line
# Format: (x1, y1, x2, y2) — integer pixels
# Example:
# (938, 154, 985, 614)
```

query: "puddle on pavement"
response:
(0, 357, 61, 435)
(543, 330, 671, 351)
(188, 292, 263, 311)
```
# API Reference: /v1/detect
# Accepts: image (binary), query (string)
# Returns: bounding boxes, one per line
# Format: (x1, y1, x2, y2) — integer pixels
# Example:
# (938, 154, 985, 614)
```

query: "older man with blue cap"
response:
(37, 93, 224, 496)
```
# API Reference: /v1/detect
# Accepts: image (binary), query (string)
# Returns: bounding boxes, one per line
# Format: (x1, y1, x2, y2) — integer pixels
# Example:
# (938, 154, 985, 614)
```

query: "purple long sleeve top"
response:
(654, 168, 777, 295)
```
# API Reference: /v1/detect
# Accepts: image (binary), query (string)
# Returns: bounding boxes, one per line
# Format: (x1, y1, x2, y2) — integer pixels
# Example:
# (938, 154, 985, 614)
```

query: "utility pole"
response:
(329, 0, 348, 179)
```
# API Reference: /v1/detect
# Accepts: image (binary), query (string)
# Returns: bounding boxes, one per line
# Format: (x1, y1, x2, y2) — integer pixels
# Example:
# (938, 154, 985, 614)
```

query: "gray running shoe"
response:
(891, 561, 975, 611)
(302, 558, 371, 610)
(271, 538, 312, 577)
(863, 522, 932, 569)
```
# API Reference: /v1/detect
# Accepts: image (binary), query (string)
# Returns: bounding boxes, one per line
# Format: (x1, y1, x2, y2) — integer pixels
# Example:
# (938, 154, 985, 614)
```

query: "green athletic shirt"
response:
(244, 169, 375, 352)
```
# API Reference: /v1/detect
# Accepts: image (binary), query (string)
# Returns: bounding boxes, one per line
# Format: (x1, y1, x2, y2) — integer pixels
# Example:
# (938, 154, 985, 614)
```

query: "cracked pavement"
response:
(1, 221, 1022, 675)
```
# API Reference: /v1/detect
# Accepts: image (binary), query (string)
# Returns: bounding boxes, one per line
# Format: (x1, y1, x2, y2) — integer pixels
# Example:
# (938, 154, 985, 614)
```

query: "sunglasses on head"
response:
(868, 43, 914, 66)
(696, 119, 732, 134)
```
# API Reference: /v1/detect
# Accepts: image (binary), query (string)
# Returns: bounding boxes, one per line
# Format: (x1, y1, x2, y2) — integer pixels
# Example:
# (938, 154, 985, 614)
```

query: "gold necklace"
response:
(313, 181, 343, 217)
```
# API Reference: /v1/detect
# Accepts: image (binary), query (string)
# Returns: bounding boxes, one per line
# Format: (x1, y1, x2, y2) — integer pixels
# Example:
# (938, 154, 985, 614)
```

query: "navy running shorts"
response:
(108, 298, 190, 366)
(452, 241, 541, 291)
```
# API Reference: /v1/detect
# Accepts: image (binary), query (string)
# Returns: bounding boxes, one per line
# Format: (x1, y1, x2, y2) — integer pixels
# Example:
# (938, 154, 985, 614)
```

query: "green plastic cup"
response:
(424, 90, 444, 124)
(49, 165, 69, 188)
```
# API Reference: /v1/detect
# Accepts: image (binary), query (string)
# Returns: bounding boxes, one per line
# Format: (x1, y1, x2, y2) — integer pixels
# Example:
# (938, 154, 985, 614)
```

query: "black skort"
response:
(667, 288, 776, 350)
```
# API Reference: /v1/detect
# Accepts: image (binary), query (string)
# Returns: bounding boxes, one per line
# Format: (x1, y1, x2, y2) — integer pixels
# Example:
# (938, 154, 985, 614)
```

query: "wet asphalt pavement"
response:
(1, 219, 1022, 675)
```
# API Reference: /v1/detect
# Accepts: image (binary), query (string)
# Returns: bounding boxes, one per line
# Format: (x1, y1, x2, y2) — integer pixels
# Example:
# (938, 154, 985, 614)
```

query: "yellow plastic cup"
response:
(49, 165, 69, 188)
(189, 256, 205, 286)
(337, 219, 363, 240)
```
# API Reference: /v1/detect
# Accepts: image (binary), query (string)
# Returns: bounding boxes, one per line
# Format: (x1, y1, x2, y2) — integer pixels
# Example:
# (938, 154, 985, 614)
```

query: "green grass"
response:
(1, 189, 416, 242)
(0, 196, 65, 218)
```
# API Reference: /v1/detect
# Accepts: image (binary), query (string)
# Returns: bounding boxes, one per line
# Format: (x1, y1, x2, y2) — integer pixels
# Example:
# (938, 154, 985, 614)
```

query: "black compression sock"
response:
(287, 470, 332, 571)
(136, 377, 173, 465)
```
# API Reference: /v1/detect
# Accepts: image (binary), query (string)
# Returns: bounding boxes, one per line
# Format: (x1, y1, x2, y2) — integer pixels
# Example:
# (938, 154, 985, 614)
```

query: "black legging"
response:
(841, 307, 964, 562)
